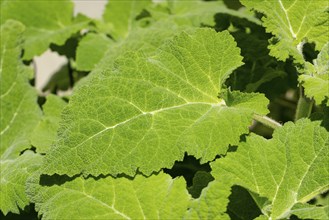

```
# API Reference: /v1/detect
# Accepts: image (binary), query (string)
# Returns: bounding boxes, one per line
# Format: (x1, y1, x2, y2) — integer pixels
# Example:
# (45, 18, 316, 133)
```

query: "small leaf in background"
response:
(102, 0, 152, 40)
(30, 95, 67, 153)
(299, 42, 329, 106)
(0, 0, 90, 59)
(76, 33, 113, 71)
(187, 171, 214, 198)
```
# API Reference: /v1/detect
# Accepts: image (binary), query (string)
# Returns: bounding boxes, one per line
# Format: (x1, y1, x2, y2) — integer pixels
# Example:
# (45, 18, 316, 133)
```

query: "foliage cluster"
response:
(1, 0, 328, 219)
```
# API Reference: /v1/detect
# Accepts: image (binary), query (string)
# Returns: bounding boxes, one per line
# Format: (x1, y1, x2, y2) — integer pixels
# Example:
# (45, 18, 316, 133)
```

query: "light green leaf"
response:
(314, 42, 329, 76)
(240, 0, 329, 62)
(185, 180, 231, 220)
(1, 0, 89, 59)
(211, 119, 329, 219)
(93, 21, 188, 74)
(76, 33, 113, 71)
(299, 42, 329, 105)
(103, 0, 152, 40)
(221, 90, 269, 115)
(0, 20, 42, 159)
(42, 29, 270, 177)
(27, 173, 190, 220)
(149, 0, 261, 27)
(30, 95, 67, 153)
(291, 201, 329, 220)
(0, 151, 43, 215)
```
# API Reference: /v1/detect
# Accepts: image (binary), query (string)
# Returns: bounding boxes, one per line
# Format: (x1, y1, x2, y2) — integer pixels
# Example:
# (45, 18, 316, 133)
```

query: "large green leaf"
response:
(42, 28, 270, 177)
(0, 20, 42, 159)
(240, 0, 329, 63)
(207, 119, 329, 219)
(1, 0, 89, 59)
(27, 173, 190, 220)
(0, 151, 42, 215)
(299, 42, 329, 106)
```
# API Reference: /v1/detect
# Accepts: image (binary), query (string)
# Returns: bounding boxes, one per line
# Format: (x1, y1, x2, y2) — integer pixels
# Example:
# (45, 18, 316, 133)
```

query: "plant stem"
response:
(253, 114, 282, 130)
(295, 86, 314, 121)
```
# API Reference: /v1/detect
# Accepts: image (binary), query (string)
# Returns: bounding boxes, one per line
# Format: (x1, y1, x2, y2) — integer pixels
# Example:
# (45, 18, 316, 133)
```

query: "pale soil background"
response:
(34, 0, 107, 91)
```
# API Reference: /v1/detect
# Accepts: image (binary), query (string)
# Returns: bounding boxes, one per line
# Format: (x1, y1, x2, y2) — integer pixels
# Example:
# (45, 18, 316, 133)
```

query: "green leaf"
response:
(1, 0, 90, 59)
(30, 95, 67, 153)
(240, 0, 329, 62)
(0, 151, 43, 215)
(221, 90, 269, 115)
(93, 21, 188, 73)
(187, 171, 214, 198)
(103, 0, 152, 40)
(299, 43, 329, 105)
(210, 119, 329, 219)
(0, 20, 42, 159)
(185, 180, 231, 219)
(42, 29, 271, 177)
(76, 33, 113, 71)
(291, 201, 329, 220)
(27, 173, 190, 220)
(227, 186, 262, 220)
(151, 0, 261, 27)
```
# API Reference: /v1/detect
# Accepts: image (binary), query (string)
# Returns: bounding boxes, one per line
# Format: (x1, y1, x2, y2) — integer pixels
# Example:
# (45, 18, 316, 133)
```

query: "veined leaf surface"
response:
(27, 173, 190, 220)
(206, 119, 329, 219)
(300, 42, 329, 106)
(0, 151, 42, 215)
(0, 20, 43, 215)
(240, 0, 329, 62)
(43, 29, 269, 177)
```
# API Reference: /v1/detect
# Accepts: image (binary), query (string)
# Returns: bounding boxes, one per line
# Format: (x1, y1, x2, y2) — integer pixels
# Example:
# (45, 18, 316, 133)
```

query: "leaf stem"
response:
(295, 86, 313, 121)
(253, 114, 282, 130)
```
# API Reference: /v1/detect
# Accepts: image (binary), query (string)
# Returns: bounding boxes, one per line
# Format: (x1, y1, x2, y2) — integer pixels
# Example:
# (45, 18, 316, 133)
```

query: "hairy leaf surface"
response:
(240, 0, 329, 62)
(0, 151, 42, 215)
(42, 29, 270, 177)
(27, 173, 189, 220)
(207, 119, 329, 219)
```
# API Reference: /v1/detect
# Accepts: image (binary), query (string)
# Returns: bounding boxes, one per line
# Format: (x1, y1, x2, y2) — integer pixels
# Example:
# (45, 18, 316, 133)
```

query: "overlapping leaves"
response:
(191, 119, 329, 219)
(300, 43, 329, 105)
(0, 20, 42, 214)
(1, 0, 90, 59)
(240, 0, 329, 63)
(42, 28, 271, 178)
(27, 173, 190, 220)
